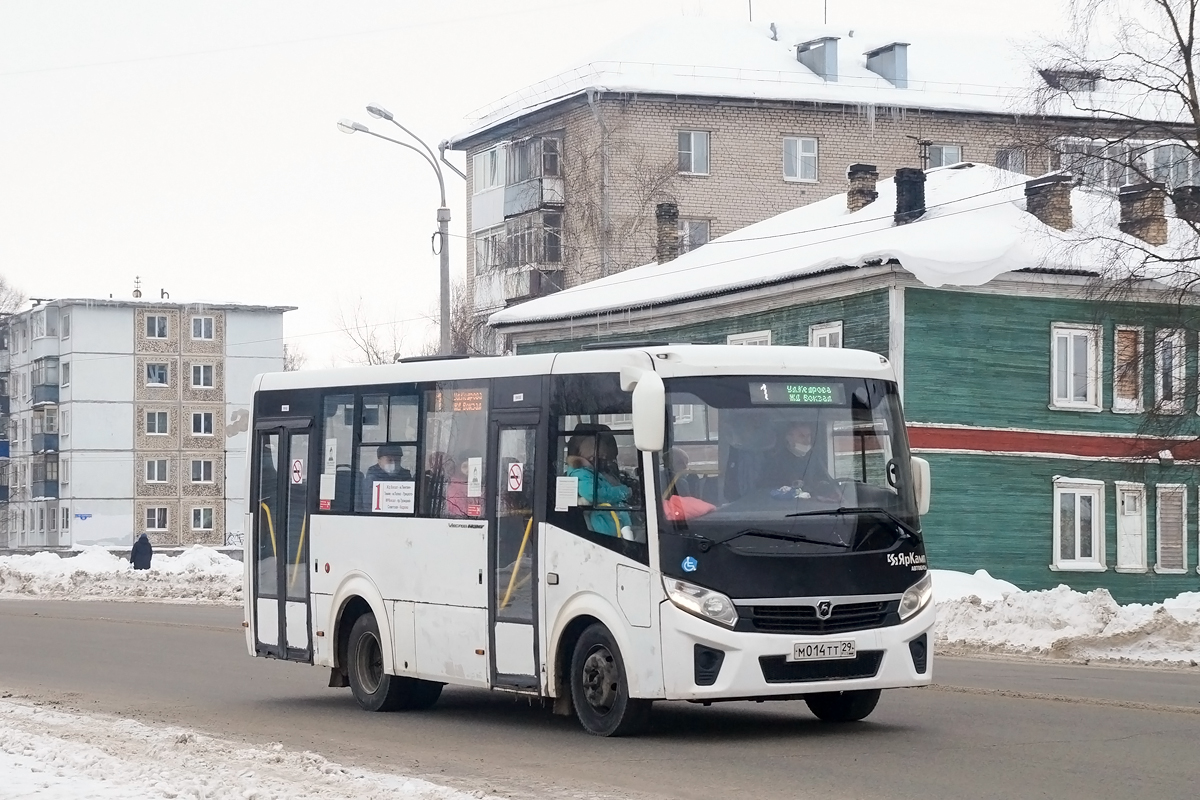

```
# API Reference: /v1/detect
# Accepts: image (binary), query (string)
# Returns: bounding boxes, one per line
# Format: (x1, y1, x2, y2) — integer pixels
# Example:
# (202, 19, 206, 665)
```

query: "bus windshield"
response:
(660, 375, 918, 555)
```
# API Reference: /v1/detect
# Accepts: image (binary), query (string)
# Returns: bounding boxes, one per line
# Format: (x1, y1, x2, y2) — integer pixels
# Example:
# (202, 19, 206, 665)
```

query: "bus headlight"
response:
(663, 576, 738, 627)
(898, 573, 933, 621)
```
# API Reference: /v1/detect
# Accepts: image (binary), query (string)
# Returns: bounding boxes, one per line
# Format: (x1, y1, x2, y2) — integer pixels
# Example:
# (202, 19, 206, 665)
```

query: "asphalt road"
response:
(1, 599, 1198, 800)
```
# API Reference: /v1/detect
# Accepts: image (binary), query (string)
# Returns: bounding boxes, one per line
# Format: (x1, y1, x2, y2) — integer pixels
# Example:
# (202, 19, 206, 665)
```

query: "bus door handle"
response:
(547, 573, 559, 585)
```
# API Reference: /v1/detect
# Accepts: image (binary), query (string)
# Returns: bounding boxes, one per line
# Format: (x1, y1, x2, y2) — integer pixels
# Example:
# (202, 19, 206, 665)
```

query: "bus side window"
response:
(320, 394, 354, 513)
(421, 385, 488, 519)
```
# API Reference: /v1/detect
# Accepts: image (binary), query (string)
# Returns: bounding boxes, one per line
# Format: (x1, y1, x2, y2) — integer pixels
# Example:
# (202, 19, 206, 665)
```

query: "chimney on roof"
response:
(1024, 173, 1074, 231)
(894, 168, 926, 225)
(796, 37, 839, 82)
(1118, 183, 1168, 246)
(847, 163, 879, 212)
(1171, 185, 1200, 223)
(865, 42, 909, 88)
(656, 202, 681, 264)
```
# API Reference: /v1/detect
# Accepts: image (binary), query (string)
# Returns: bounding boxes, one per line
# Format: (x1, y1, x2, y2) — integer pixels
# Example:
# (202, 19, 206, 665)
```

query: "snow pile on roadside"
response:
(932, 569, 1200, 664)
(0, 697, 489, 799)
(0, 546, 242, 605)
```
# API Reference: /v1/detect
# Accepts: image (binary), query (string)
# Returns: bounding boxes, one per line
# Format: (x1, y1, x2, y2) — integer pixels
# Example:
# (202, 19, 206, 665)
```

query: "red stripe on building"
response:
(907, 426, 1200, 460)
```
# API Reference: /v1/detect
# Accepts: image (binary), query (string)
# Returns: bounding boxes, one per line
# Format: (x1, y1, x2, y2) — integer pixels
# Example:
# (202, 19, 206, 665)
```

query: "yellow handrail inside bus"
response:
(259, 502, 277, 557)
(288, 515, 307, 592)
(499, 516, 533, 610)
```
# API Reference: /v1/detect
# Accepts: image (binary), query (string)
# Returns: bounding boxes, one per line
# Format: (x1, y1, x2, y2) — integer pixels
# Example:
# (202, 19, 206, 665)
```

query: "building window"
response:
(727, 330, 772, 346)
(61, 314, 71, 339)
(542, 136, 561, 178)
(146, 507, 168, 531)
(146, 459, 168, 483)
(191, 507, 214, 531)
(1113, 326, 1143, 413)
(996, 147, 1027, 173)
(146, 411, 169, 435)
(928, 144, 963, 168)
(146, 315, 168, 339)
(677, 219, 710, 254)
(474, 226, 504, 272)
(1115, 482, 1147, 573)
(471, 147, 505, 193)
(1052, 478, 1105, 571)
(62, 507, 69, 531)
(61, 409, 70, 437)
(60, 362, 71, 387)
(192, 411, 214, 435)
(191, 316, 214, 340)
(191, 459, 214, 483)
(1155, 485, 1187, 573)
(146, 363, 169, 386)
(543, 212, 562, 264)
(810, 321, 843, 348)
(1050, 325, 1101, 410)
(783, 136, 819, 182)
(1155, 329, 1185, 413)
(191, 364, 214, 388)
(60, 457, 69, 485)
(678, 130, 710, 175)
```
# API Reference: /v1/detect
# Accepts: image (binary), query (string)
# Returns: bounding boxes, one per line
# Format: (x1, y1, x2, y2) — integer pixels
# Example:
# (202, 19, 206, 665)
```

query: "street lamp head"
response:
(366, 104, 394, 121)
(337, 119, 368, 134)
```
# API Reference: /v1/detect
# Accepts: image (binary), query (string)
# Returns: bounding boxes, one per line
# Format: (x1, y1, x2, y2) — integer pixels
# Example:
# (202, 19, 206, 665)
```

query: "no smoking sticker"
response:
(290, 459, 305, 485)
(507, 462, 524, 492)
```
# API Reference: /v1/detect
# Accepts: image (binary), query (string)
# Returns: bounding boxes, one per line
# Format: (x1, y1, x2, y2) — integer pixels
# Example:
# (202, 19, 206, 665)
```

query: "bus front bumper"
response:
(658, 599, 935, 701)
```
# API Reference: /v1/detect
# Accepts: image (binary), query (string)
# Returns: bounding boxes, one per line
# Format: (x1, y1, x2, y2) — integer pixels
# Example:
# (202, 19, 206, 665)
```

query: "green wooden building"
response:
(488, 162, 1199, 603)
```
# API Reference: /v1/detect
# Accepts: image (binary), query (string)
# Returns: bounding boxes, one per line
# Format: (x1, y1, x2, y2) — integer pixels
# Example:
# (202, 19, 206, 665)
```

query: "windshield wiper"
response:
(784, 506, 921, 540)
(719, 528, 850, 549)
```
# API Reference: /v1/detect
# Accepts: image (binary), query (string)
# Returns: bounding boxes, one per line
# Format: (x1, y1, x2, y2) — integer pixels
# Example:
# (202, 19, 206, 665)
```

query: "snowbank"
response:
(0, 697, 489, 799)
(0, 545, 242, 605)
(932, 569, 1200, 664)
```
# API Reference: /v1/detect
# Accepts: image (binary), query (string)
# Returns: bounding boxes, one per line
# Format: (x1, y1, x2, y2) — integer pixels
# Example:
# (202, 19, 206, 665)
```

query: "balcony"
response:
(31, 480, 58, 499)
(504, 177, 565, 218)
(475, 266, 563, 311)
(32, 384, 59, 406)
(0, 440, 8, 459)
(32, 433, 58, 453)
(0, 485, 8, 502)
(0, 395, 8, 415)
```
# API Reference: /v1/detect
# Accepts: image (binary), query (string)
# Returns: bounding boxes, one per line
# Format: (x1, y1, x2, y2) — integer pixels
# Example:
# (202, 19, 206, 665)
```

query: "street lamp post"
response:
(338, 106, 465, 355)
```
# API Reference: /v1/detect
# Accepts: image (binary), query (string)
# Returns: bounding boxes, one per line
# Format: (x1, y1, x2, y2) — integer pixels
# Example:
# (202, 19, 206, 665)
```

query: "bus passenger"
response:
(565, 432, 633, 539)
(366, 444, 412, 486)
(769, 421, 836, 499)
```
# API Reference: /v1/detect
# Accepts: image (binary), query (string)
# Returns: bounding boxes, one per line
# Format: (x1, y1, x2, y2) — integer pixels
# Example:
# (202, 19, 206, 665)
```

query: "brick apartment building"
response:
(447, 17, 1195, 351)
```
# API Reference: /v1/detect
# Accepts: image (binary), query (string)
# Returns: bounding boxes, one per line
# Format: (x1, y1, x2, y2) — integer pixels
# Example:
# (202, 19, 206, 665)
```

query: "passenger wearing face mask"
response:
(366, 444, 412, 485)
(769, 421, 835, 499)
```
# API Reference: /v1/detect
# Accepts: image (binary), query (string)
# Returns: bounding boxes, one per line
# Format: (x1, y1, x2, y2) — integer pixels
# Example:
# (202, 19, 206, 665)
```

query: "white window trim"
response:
(1050, 477, 1107, 572)
(783, 136, 819, 183)
(1112, 325, 1144, 414)
(809, 321, 844, 348)
(61, 314, 71, 339)
(192, 412, 214, 436)
(727, 330, 772, 346)
(1113, 480, 1147, 573)
(146, 363, 169, 387)
(146, 411, 169, 436)
(145, 507, 168, 531)
(929, 143, 964, 167)
(191, 316, 214, 340)
(60, 362, 71, 388)
(1154, 484, 1188, 574)
(191, 363, 214, 389)
(146, 315, 168, 339)
(145, 459, 169, 484)
(1049, 324, 1102, 412)
(191, 507, 214, 531)
(191, 459, 214, 484)
(678, 130, 710, 176)
(1155, 329, 1186, 414)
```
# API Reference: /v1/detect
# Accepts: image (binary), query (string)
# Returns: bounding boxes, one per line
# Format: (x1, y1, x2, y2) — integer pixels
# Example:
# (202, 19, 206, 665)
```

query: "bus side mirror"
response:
(623, 368, 665, 452)
(911, 456, 931, 516)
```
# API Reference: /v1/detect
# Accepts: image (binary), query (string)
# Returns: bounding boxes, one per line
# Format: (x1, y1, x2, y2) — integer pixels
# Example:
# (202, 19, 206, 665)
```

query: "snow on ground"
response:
(0, 696, 487, 800)
(932, 569, 1200, 665)
(0, 546, 241, 605)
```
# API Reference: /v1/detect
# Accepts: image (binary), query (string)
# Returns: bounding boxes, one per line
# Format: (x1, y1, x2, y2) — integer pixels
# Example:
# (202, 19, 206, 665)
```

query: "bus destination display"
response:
(750, 381, 844, 405)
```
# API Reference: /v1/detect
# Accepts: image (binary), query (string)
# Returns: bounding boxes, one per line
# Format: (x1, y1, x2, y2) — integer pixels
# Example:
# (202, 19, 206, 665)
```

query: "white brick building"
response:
(1, 298, 293, 549)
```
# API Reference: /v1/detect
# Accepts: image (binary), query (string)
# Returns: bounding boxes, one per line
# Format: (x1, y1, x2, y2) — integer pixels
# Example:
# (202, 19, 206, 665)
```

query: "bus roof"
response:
(254, 345, 894, 393)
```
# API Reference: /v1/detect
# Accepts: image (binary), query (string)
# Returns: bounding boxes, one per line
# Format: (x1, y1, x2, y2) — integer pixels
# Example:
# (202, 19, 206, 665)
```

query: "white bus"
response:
(244, 344, 933, 736)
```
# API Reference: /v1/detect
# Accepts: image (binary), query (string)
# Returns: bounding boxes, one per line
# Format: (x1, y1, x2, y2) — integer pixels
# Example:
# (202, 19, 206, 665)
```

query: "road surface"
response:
(1, 600, 1197, 800)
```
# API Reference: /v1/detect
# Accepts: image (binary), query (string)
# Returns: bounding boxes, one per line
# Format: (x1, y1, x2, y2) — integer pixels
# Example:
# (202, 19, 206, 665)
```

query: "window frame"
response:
(995, 147, 1027, 173)
(1154, 328, 1186, 414)
(192, 411, 214, 436)
(809, 321, 844, 348)
(145, 458, 169, 483)
(928, 143, 964, 168)
(61, 314, 71, 339)
(191, 506, 214, 531)
(1155, 484, 1188, 574)
(146, 363, 169, 387)
(145, 506, 168, 531)
(1049, 324, 1102, 411)
(60, 362, 71, 388)
(146, 411, 169, 435)
(677, 218, 711, 254)
(471, 146, 505, 194)
(1051, 477, 1107, 571)
(1112, 325, 1143, 414)
(727, 330, 772, 346)
(191, 316, 214, 340)
(146, 315, 168, 339)
(191, 458, 214, 484)
(783, 136, 819, 183)
(1114, 481, 1147, 573)
(191, 363, 214, 389)
(677, 130, 711, 176)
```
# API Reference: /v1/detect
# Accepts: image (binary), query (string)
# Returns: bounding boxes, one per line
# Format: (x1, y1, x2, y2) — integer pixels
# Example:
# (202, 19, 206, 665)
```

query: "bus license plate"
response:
(789, 641, 856, 662)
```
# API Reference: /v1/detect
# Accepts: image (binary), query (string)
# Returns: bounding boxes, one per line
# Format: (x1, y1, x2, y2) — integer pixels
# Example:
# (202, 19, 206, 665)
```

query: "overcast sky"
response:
(0, 0, 1064, 366)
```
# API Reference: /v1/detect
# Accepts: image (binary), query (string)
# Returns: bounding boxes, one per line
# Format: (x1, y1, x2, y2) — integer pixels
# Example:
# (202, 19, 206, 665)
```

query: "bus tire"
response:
(804, 689, 881, 722)
(346, 613, 406, 712)
(569, 623, 651, 737)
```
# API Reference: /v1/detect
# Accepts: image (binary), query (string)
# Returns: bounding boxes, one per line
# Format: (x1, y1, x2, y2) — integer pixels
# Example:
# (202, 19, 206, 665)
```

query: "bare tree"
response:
(0, 276, 26, 316)
(282, 343, 308, 371)
(336, 298, 411, 365)
(421, 279, 490, 356)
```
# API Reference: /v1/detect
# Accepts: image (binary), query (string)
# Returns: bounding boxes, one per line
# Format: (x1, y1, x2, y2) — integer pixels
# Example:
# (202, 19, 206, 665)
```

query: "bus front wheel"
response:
(569, 623, 651, 737)
(804, 689, 881, 722)
(346, 613, 443, 712)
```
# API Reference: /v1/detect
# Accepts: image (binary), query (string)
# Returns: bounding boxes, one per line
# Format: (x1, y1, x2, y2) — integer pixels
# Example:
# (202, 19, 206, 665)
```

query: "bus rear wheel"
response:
(346, 613, 443, 712)
(569, 623, 651, 737)
(804, 689, 881, 722)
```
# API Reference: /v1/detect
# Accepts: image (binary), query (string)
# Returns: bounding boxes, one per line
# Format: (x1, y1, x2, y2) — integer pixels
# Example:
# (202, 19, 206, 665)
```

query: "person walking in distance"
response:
(130, 532, 153, 571)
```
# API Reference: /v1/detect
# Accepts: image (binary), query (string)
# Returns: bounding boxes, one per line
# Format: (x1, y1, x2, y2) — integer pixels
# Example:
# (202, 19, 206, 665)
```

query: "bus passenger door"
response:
(490, 418, 541, 689)
(252, 421, 313, 662)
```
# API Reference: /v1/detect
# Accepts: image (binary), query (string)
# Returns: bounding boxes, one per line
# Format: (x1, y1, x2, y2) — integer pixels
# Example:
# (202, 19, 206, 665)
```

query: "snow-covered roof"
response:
(452, 18, 1170, 147)
(489, 162, 1185, 328)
